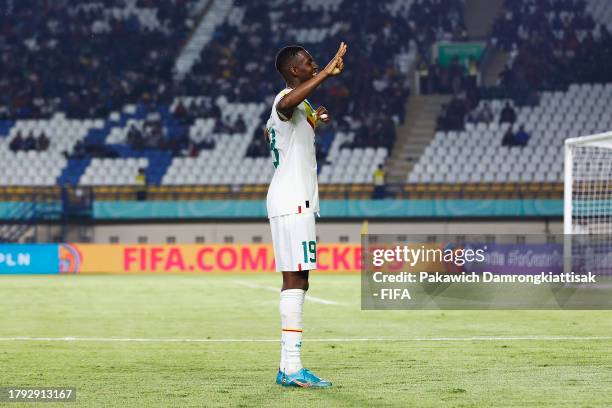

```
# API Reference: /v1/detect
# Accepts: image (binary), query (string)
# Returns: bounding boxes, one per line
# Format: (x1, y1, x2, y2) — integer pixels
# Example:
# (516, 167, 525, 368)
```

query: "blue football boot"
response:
(279, 368, 332, 388)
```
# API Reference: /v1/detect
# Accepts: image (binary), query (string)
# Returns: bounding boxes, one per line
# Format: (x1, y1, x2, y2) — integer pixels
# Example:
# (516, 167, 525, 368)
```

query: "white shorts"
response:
(269, 212, 317, 272)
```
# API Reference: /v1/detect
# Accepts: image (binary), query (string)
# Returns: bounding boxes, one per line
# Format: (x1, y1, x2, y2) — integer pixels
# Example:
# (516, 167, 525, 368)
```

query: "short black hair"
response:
(275, 45, 306, 77)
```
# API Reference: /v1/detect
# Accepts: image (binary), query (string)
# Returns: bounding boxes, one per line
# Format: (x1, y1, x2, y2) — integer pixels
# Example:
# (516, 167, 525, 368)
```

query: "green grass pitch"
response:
(1, 274, 611, 407)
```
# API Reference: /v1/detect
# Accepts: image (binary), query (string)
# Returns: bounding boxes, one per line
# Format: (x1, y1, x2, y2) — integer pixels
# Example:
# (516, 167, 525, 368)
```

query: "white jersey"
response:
(266, 88, 320, 218)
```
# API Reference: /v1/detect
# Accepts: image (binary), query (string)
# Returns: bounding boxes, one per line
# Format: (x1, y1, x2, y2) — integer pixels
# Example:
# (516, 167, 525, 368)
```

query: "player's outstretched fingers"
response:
(324, 42, 348, 76)
(337, 42, 347, 58)
(335, 42, 344, 56)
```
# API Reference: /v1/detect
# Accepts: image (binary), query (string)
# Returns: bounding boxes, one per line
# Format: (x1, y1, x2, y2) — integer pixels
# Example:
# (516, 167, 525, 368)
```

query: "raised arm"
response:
(277, 42, 347, 120)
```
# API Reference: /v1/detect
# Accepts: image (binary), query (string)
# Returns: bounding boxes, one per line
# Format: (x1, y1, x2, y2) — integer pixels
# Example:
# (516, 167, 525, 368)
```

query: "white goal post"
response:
(564, 132, 612, 235)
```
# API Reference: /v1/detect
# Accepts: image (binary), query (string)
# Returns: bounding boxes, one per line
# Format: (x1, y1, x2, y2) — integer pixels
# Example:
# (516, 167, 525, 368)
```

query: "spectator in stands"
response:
(70, 141, 86, 160)
(246, 126, 270, 159)
(456, 23, 469, 41)
(183, 100, 205, 125)
(418, 61, 432, 95)
(502, 126, 514, 147)
(82, 142, 117, 159)
(499, 102, 516, 124)
(37, 132, 50, 151)
(373, 164, 386, 199)
(449, 57, 465, 94)
(467, 101, 493, 124)
(193, 100, 210, 118)
(200, 133, 215, 150)
(246, 136, 267, 159)
(514, 125, 530, 147)
(437, 104, 451, 130)
(379, 115, 397, 150)
(23, 132, 37, 151)
(213, 119, 231, 134)
(186, 140, 199, 158)
(171, 126, 189, 155)
(422, 60, 468, 96)
(437, 93, 469, 131)
(315, 143, 327, 166)
(9, 132, 23, 152)
(127, 125, 145, 150)
(209, 103, 221, 120)
(233, 118, 247, 134)
(466, 57, 479, 89)
(136, 168, 147, 201)
(173, 101, 188, 120)
(145, 111, 162, 130)
(145, 124, 164, 149)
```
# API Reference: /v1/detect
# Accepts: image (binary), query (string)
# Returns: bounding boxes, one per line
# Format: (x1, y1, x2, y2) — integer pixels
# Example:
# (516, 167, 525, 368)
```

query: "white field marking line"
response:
(232, 280, 343, 305)
(0, 336, 611, 343)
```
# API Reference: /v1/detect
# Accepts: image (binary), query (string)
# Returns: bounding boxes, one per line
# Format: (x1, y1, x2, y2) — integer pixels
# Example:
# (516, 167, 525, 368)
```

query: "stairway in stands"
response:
(464, 0, 503, 40)
(174, 0, 234, 79)
(482, 50, 509, 87)
(386, 94, 451, 185)
(464, 0, 507, 87)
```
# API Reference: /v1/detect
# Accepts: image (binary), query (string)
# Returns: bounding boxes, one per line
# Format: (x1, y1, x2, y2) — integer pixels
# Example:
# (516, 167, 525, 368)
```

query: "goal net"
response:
(564, 132, 612, 235)
(564, 132, 612, 277)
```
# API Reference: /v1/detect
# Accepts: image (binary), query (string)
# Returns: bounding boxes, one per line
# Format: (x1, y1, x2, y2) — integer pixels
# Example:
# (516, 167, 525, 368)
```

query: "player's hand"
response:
(316, 106, 330, 123)
(323, 42, 347, 76)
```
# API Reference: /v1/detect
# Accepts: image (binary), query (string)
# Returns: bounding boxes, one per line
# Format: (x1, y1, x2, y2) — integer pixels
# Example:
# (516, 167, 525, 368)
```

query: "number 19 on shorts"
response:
(301, 240, 316, 263)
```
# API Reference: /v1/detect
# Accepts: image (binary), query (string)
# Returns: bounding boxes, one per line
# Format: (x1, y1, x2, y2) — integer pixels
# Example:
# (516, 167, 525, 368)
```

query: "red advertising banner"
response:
(60, 244, 361, 273)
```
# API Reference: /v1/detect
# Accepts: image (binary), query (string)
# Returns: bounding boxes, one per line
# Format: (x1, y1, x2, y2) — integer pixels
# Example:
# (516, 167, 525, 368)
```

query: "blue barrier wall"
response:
(0, 200, 563, 220)
(92, 199, 563, 219)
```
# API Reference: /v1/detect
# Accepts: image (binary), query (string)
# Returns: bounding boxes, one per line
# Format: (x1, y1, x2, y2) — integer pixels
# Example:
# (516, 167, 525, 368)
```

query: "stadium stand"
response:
(492, 0, 612, 91)
(1, 0, 609, 205)
(409, 83, 612, 185)
(400, 0, 612, 197)
(0, 114, 103, 186)
(1, 0, 439, 194)
(160, 0, 465, 188)
(108, 0, 428, 190)
(0, 0, 205, 120)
